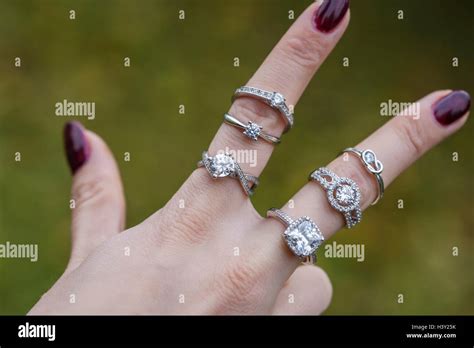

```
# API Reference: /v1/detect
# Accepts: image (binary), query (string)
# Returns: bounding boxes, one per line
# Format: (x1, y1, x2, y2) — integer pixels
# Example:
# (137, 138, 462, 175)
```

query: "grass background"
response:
(0, 0, 473, 314)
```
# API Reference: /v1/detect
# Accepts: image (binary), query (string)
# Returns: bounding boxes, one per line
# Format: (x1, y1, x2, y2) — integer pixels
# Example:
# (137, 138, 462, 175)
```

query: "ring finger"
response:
(192, 0, 351, 195)
(262, 89, 470, 286)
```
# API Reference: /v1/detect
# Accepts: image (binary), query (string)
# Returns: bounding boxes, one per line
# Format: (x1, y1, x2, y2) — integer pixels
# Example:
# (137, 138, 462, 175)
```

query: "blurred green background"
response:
(0, 0, 473, 314)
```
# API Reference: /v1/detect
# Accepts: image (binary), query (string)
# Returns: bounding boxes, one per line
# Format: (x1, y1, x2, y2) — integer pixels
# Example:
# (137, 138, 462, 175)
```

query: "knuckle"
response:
(158, 174, 216, 246)
(72, 176, 116, 207)
(168, 205, 213, 245)
(213, 260, 266, 313)
(395, 119, 426, 157)
(280, 34, 326, 70)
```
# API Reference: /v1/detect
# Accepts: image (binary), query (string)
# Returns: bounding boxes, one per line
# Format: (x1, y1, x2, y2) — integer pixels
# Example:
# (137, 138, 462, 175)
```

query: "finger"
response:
(63, 122, 126, 272)
(146, 0, 350, 245)
(261, 89, 470, 283)
(272, 264, 332, 315)
(197, 0, 350, 191)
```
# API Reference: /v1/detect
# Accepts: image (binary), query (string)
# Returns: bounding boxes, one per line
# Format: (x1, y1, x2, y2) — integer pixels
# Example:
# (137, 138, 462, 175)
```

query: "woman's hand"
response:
(29, 0, 470, 315)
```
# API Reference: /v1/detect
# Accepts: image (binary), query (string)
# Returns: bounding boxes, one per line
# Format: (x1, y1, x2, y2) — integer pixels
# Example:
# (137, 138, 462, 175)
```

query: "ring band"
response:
(340, 148, 384, 205)
(232, 86, 294, 133)
(223, 113, 281, 144)
(266, 208, 325, 263)
(197, 151, 259, 196)
(309, 167, 362, 229)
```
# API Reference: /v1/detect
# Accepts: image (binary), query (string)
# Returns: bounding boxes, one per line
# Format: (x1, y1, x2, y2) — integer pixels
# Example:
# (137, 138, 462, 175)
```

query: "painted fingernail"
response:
(64, 121, 90, 174)
(314, 0, 349, 33)
(433, 90, 471, 126)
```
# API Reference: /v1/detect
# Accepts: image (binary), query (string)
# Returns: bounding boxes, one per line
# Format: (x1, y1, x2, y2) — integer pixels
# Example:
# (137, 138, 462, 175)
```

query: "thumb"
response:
(63, 121, 126, 272)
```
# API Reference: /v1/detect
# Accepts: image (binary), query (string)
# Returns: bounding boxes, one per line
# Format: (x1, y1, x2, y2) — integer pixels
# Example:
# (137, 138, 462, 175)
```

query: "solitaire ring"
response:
(309, 167, 362, 229)
(340, 148, 384, 205)
(197, 151, 259, 196)
(232, 86, 294, 133)
(266, 208, 325, 263)
(223, 113, 281, 144)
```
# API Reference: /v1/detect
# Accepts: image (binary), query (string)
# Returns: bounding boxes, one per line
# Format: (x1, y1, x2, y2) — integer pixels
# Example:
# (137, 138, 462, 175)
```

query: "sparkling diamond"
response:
(271, 92, 285, 106)
(335, 184, 355, 204)
(327, 178, 360, 212)
(285, 217, 324, 258)
(209, 153, 235, 177)
(243, 122, 262, 140)
(364, 151, 375, 163)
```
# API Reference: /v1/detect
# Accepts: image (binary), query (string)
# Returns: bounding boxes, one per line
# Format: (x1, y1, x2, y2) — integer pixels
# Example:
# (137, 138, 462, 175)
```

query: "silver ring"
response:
(309, 167, 362, 229)
(197, 151, 259, 196)
(232, 86, 294, 133)
(266, 208, 325, 263)
(223, 113, 281, 144)
(340, 148, 384, 205)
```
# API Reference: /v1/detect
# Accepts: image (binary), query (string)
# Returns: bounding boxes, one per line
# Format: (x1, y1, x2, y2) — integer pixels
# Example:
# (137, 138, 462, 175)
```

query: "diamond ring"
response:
(197, 151, 259, 196)
(223, 113, 281, 144)
(267, 208, 325, 263)
(340, 148, 384, 205)
(232, 86, 294, 133)
(309, 167, 362, 229)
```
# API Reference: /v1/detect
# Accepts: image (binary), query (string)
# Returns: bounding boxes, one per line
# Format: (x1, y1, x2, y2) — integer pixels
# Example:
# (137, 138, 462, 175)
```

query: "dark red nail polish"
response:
(314, 0, 349, 33)
(433, 90, 471, 126)
(64, 122, 90, 174)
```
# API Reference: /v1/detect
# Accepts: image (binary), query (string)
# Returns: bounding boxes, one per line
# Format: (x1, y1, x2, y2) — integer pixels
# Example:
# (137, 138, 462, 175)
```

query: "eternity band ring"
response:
(267, 208, 325, 264)
(309, 167, 362, 229)
(340, 148, 384, 205)
(223, 113, 281, 144)
(197, 151, 259, 196)
(232, 86, 294, 133)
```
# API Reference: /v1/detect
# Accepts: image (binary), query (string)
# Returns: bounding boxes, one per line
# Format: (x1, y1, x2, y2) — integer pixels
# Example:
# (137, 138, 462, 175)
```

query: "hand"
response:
(29, 0, 470, 315)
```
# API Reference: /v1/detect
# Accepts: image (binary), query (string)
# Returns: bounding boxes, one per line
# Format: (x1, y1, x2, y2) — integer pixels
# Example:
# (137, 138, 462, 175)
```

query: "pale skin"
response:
(29, 1, 469, 315)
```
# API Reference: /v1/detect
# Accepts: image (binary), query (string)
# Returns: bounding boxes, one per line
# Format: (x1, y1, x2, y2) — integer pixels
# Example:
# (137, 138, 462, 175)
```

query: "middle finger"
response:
(193, 0, 350, 198)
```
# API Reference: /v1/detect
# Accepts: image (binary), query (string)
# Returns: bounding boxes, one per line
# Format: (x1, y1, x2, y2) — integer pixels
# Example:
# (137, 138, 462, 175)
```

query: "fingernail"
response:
(314, 0, 349, 33)
(433, 90, 471, 126)
(64, 121, 91, 174)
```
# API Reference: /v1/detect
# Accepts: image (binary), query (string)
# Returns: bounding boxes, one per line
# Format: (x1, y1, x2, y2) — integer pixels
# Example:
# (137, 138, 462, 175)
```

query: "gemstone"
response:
(364, 152, 375, 163)
(243, 122, 261, 140)
(271, 92, 285, 106)
(335, 184, 354, 204)
(285, 217, 324, 257)
(209, 153, 235, 177)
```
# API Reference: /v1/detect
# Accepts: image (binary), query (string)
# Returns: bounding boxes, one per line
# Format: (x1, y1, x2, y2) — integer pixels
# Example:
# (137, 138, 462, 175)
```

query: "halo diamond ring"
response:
(266, 208, 325, 263)
(309, 167, 362, 229)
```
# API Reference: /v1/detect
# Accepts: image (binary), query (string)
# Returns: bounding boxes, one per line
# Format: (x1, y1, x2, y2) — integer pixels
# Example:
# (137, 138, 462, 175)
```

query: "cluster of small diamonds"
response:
(310, 167, 362, 228)
(234, 163, 252, 195)
(237, 86, 273, 99)
(344, 209, 362, 229)
(310, 167, 336, 190)
(327, 178, 361, 212)
(268, 208, 294, 226)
